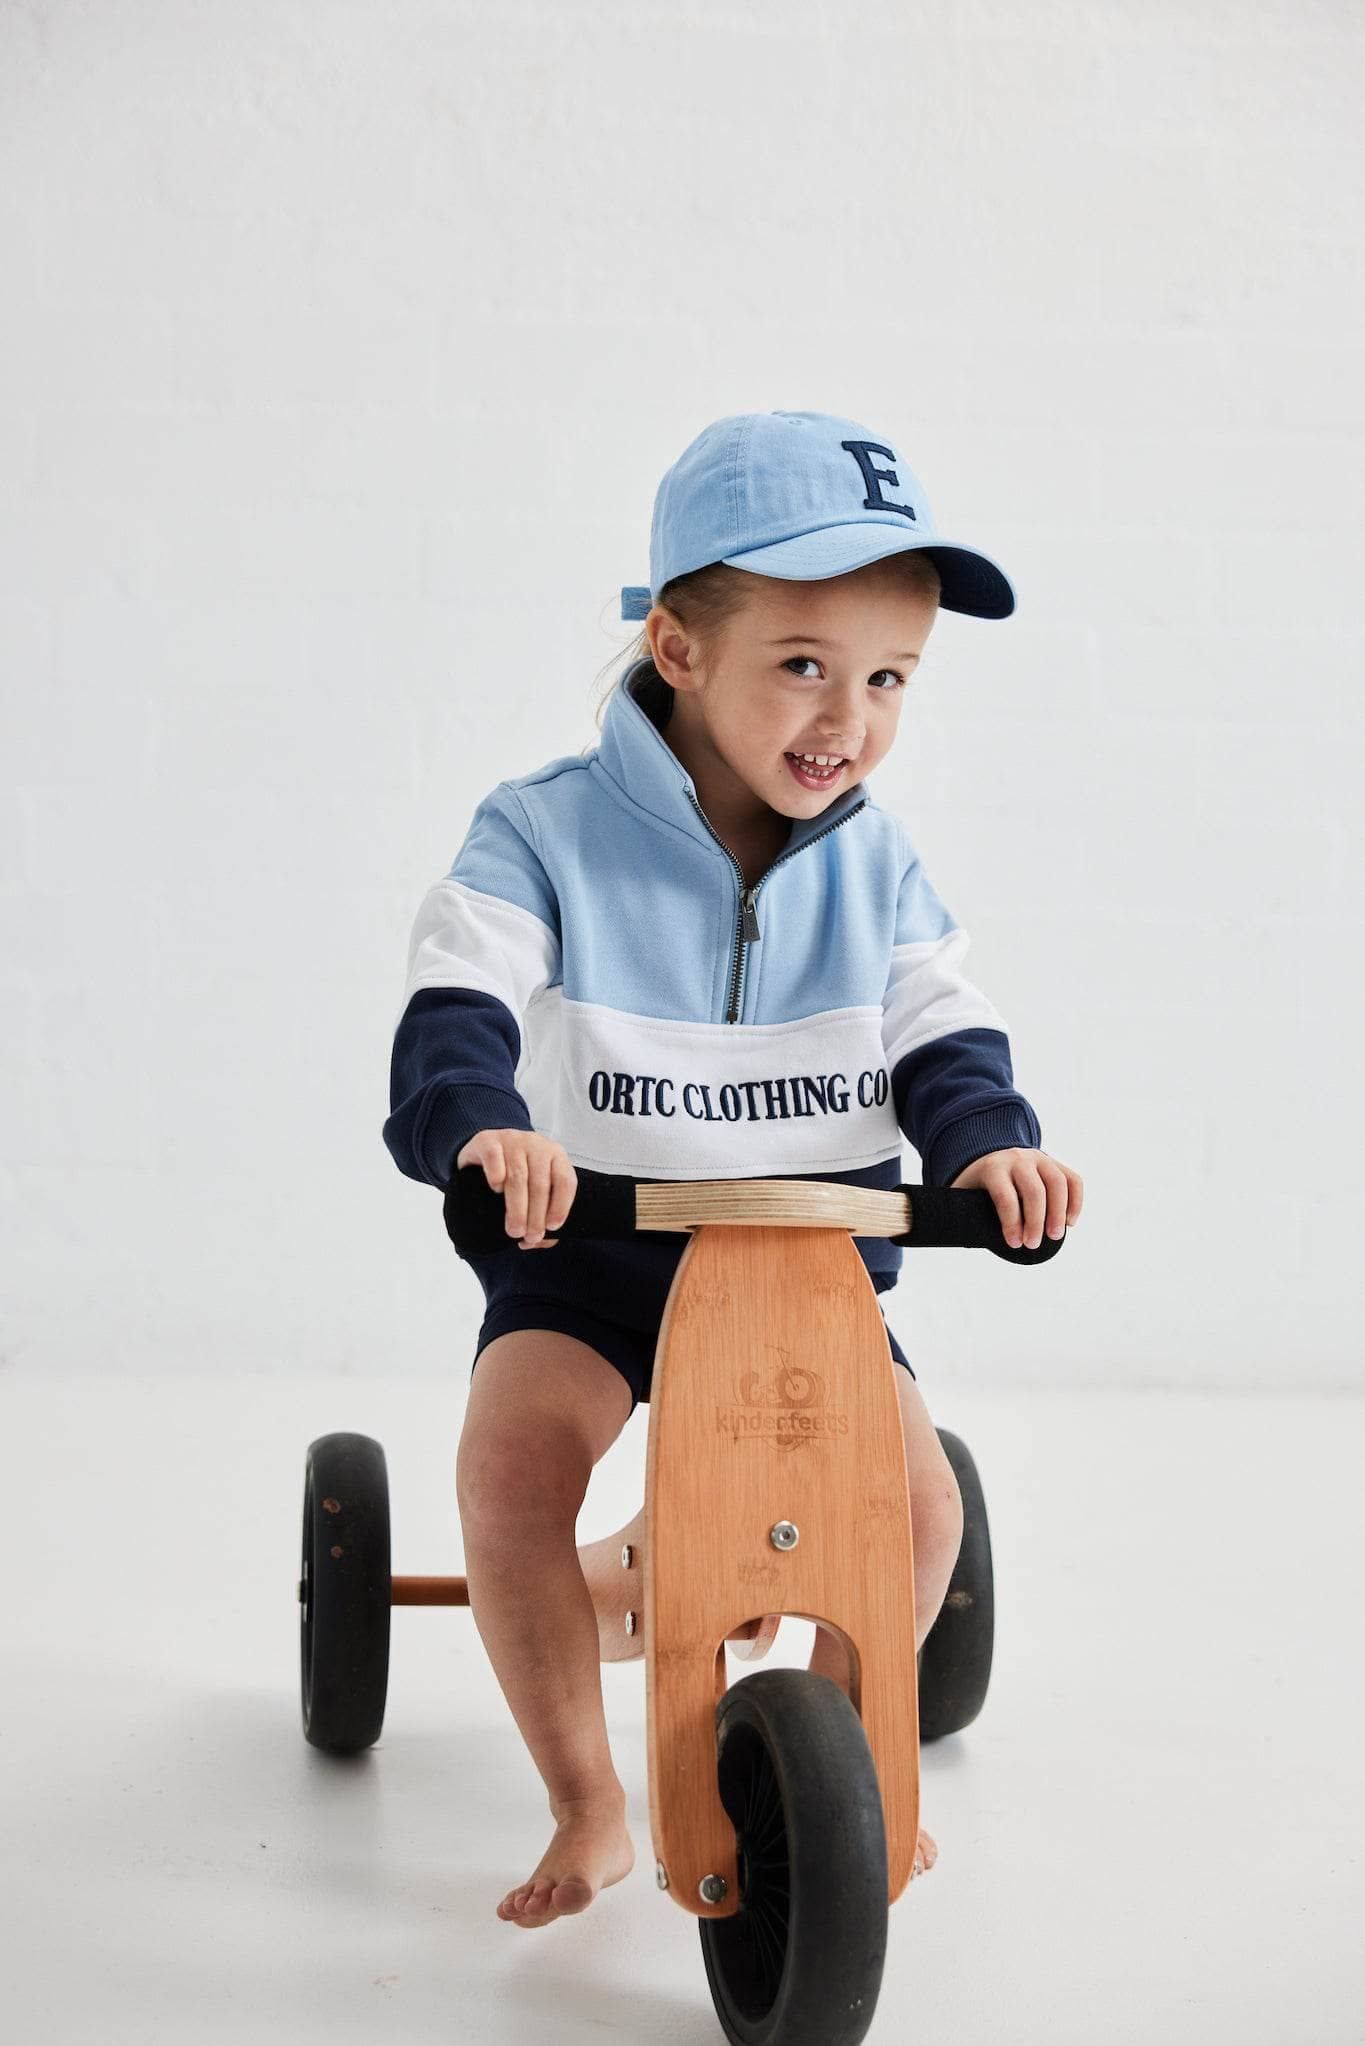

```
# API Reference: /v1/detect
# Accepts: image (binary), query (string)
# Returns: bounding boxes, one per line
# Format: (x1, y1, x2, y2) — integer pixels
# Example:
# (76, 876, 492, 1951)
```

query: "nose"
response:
(820, 682, 868, 754)
(818, 723, 864, 755)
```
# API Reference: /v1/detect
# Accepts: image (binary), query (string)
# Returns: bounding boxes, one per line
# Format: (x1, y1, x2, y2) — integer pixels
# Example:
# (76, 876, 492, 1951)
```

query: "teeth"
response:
(790, 753, 842, 767)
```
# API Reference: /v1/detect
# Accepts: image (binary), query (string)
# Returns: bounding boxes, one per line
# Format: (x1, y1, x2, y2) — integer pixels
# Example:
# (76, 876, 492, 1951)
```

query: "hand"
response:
(949, 1149, 1083, 1250)
(455, 1129, 578, 1250)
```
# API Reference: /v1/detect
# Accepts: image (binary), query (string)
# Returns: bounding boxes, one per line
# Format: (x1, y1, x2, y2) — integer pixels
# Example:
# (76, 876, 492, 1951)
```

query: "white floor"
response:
(2, 1371, 1361, 2045)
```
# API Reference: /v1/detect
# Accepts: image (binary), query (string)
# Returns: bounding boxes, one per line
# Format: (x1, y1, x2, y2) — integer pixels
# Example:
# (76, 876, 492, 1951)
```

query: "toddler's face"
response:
(652, 558, 940, 825)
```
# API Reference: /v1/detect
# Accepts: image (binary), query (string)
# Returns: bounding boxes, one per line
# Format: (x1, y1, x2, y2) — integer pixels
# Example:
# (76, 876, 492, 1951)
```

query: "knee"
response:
(456, 1422, 591, 1535)
(911, 1460, 964, 1569)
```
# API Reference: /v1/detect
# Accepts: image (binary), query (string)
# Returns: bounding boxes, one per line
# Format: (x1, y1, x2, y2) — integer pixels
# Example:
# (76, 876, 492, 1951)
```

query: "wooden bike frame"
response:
(640, 1188, 919, 1918)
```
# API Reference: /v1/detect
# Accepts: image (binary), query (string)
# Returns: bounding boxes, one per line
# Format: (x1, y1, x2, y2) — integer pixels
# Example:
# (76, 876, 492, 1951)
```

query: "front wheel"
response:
(699, 1668, 887, 2046)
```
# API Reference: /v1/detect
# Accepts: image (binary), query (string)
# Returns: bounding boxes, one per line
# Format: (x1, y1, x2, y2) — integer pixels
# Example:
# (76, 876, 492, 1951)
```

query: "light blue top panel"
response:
(489, 657, 957, 1026)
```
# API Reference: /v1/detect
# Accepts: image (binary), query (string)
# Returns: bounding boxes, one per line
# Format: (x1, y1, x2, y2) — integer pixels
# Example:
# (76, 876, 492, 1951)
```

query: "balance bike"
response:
(299, 1169, 1063, 2044)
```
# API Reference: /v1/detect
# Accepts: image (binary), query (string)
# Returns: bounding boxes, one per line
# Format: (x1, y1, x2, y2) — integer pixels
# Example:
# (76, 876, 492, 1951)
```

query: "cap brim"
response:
(720, 524, 1015, 619)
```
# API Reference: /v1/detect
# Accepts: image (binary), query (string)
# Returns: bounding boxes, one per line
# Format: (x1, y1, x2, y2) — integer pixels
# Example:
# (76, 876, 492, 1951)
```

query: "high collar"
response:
(593, 655, 867, 856)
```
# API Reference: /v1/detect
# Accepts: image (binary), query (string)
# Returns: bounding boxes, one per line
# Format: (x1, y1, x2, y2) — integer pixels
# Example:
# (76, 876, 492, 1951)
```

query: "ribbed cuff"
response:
(418, 1085, 534, 1188)
(925, 1098, 1042, 1189)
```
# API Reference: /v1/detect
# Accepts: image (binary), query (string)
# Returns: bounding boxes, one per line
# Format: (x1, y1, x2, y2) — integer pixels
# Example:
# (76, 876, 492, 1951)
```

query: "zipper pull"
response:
(741, 888, 762, 943)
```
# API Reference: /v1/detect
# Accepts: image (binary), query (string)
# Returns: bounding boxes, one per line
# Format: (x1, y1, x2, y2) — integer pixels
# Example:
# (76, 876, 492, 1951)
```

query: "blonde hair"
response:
(589, 551, 942, 734)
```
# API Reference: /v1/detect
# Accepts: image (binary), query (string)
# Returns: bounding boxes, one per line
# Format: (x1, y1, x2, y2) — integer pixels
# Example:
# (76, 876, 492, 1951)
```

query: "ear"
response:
(648, 609, 704, 694)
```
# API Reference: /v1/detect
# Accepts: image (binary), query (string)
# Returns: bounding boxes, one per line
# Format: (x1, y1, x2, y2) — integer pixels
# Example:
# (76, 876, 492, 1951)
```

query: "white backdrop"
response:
(2, 0, 1360, 1388)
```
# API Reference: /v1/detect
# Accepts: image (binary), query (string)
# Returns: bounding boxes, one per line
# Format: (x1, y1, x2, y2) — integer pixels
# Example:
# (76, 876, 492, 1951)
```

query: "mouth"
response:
(783, 752, 848, 790)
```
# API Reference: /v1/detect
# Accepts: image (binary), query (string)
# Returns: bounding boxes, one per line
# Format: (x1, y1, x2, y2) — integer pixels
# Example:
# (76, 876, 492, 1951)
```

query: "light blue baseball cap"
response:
(621, 409, 1015, 623)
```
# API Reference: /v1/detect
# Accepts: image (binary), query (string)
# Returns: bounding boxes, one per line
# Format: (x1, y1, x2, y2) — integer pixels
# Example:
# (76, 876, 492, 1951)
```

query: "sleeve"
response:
(881, 823, 1042, 1188)
(382, 782, 562, 1189)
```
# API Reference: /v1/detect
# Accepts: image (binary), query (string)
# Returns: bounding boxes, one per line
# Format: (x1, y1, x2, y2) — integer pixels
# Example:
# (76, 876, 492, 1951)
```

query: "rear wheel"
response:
(299, 1432, 391, 1753)
(916, 1427, 993, 1740)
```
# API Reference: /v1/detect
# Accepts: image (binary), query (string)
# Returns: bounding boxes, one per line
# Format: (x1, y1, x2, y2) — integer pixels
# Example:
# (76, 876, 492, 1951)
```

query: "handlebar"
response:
(442, 1164, 1065, 1267)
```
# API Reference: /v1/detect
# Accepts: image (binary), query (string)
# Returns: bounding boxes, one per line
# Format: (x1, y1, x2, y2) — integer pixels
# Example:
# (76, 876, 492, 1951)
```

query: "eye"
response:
(781, 656, 910, 692)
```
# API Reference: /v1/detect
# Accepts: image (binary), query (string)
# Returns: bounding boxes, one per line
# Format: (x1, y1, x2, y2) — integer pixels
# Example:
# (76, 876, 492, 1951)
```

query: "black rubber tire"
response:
(299, 1432, 391, 1753)
(698, 1668, 888, 2046)
(915, 1427, 994, 1741)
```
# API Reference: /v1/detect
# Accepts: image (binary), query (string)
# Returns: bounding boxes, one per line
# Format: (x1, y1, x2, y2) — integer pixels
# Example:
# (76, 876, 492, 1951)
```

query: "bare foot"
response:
(912, 1825, 938, 1879)
(495, 1798, 636, 1928)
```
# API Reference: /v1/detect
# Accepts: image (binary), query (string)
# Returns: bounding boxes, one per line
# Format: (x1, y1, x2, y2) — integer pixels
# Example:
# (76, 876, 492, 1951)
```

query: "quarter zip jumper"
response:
(384, 655, 1042, 1306)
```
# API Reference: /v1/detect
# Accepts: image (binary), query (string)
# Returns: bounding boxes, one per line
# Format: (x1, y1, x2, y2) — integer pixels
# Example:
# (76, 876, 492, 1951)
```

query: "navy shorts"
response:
(471, 1291, 914, 1420)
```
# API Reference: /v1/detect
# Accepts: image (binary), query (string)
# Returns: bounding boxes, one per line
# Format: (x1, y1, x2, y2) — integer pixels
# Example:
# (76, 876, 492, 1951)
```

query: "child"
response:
(384, 409, 1084, 1929)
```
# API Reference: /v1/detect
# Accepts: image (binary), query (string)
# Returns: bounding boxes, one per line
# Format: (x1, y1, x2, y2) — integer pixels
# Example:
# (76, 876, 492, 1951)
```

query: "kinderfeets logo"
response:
(716, 1348, 849, 1450)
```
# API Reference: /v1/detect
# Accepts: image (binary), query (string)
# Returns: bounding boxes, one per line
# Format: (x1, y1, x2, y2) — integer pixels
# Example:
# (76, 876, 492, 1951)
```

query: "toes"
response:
(498, 1881, 545, 1921)
(498, 1870, 598, 1925)
(550, 1875, 593, 1915)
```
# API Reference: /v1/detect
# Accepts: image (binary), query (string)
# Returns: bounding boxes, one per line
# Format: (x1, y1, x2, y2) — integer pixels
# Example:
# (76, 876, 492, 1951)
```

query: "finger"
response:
(502, 1149, 528, 1237)
(1067, 1170, 1084, 1224)
(548, 1155, 577, 1229)
(519, 1158, 552, 1247)
(522, 1157, 576, 1251)
(989, 1176, 1024, 1248)
(1043, 1162, 1069, 1240)
(1015, 1164, 1047, 1249)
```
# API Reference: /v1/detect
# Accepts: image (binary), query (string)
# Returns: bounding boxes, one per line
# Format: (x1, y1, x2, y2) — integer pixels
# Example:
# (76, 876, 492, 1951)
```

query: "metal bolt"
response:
(624, 1610, 636, 1636)
(621, 1543, 633, 1569)
(655, 1861, 669, 1890)
(699, 1873, 728, 1904)
(769, 1521, 799, 1551)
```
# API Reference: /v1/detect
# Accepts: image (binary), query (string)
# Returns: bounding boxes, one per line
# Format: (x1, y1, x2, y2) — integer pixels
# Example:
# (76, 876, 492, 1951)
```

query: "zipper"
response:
(683, 786, 868, 1024)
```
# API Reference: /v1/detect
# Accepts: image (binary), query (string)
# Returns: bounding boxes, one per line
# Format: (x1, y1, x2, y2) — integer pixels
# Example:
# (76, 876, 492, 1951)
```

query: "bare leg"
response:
(457, 1331, 638, 1929)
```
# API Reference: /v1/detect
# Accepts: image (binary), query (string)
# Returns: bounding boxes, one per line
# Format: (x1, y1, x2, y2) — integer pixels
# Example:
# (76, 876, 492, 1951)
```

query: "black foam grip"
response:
(442, 1164, 1065, 1267)
(443, 1162, 638, 1260)
(889, 1184, 1064, 1264)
